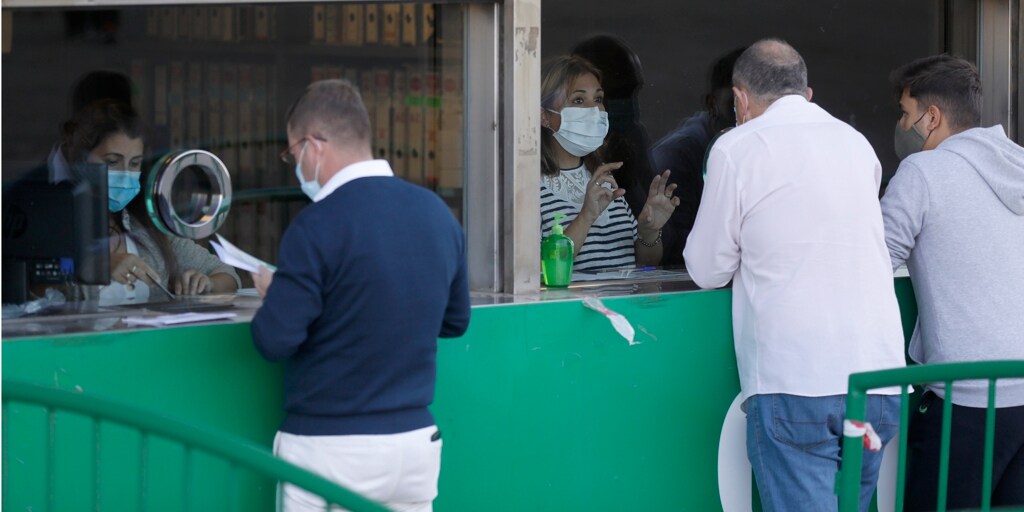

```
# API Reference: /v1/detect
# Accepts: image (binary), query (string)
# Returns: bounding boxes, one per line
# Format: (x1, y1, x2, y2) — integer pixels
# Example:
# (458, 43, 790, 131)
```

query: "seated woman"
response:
(57, 100, 239, 303)
(540, 55, 679, 272)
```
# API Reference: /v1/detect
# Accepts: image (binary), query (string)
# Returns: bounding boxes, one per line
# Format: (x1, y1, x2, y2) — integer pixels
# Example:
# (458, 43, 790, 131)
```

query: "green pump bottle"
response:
(541, 213, 574, 287)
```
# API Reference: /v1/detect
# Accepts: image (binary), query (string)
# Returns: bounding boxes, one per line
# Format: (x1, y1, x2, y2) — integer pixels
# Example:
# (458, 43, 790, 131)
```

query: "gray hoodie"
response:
(881, 125, 1024, 407)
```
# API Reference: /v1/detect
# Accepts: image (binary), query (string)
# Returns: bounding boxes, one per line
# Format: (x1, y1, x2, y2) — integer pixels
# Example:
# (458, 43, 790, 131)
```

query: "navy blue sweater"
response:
(251, 176, 470, 435)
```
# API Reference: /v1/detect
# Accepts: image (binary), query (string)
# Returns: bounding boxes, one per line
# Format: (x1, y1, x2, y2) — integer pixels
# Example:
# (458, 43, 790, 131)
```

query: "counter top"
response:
(2, 271, 702, 340)
(1, 268, 909, 339)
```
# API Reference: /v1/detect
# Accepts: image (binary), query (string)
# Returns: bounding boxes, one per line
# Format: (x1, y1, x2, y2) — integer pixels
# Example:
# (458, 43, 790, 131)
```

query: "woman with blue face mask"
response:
(58, 100, 240, 303)
(539, 55, 680, 274)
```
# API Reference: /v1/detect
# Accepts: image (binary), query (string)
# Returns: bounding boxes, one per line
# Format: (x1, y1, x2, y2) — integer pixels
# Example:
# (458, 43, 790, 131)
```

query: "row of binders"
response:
(142, 3, 440, 47)
(313, 4, 437, 47)
(144, 5, 278, 43)
(129, 60, 465, 264)
(310, 65, 465, 191)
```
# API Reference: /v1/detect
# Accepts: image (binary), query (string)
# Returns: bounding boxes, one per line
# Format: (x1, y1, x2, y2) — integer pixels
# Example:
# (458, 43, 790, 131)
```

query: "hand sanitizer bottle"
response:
(541, 213, 574, 287)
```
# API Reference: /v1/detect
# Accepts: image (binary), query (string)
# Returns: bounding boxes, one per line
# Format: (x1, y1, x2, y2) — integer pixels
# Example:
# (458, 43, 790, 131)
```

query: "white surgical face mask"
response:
(294, 142, 322, 200)
(547, 106, 609, 157)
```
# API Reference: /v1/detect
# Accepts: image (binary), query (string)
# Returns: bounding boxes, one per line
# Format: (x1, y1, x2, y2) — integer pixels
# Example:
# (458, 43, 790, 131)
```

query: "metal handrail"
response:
(837, 360, 1024, 512)
(2, 380, 391, 512)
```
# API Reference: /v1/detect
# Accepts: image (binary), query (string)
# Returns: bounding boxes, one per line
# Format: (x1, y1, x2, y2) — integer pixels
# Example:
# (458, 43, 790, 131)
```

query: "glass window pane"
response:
(2, 3, 467, 294)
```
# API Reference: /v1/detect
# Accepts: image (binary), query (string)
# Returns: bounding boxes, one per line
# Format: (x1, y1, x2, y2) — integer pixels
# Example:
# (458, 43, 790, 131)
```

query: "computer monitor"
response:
(2, 162, 110, 304)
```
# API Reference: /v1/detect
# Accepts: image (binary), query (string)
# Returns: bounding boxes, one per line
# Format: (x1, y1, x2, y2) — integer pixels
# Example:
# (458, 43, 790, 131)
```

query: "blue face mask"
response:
(107, 170, 141, 212)
(294, 142, 322, 200)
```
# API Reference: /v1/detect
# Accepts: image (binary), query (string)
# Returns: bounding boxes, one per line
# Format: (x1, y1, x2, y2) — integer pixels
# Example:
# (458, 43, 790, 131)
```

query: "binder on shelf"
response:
(236, 6, 253, 42)
(404, 69, 424, 183)
(191, 6, 207, 41)
(154, 65, 168, 127)
(235, 65, 258, 258)
(372, 68, 393, 163)
(205, 64, 222, 153)
(168, 62, 185, 150)
(220, 64, 239, 182)
(439, 66, 465, 190)
(391, 69, 410, 179)
(341, 5, 364, 46)
(267, 64, 282, 187)
(423, 71, 441, 189)
(401, 4, 417, 46)
(311, 4, 326, 42)
(130, 59, 151, 125)
(381, 4, 400, 47)
(326, 66, 343, 80)
(146, 9, 159, 38)
(208, 6, 223, 41)
(186, 62, 204, 148)
(254, 6, 271, 41)
(176, 6, 191, 41)
(237, 64, 254, 189)
(252, 65, 272, 264)
(364, 5, 380, 45)
(219, 7, 236, 42)
(160, 7, 177, 40)
(252, 65, 270, 192)
(324, 4, 340, 45)
(360, 70, 376, 149)
(420, 4, 435, 44)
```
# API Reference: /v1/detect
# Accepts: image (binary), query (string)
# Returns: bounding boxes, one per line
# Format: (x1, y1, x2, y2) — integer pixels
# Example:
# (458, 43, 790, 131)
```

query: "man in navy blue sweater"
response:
(250, 79, 471, 512)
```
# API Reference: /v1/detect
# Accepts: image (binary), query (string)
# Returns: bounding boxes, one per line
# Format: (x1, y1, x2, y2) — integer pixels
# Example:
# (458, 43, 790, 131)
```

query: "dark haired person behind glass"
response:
(57, 100, 239, 303)
(649, 47, 746, 267)
(882, 54, 1024, 511)
(540, 55, 679, 273)
(684, 39, 906, 511)
(572, 34, 658, 227)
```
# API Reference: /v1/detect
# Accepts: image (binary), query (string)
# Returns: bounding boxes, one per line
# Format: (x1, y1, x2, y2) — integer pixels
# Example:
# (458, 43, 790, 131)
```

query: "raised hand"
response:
(638, 169, 680, 231)
(579, 162, 626, 223)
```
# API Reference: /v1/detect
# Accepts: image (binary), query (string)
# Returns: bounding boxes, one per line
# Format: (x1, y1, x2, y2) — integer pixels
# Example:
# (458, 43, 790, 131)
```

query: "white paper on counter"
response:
(123, 312, 237, 326)
(210, 234, 277, 274)
(581, 296, 637, 345)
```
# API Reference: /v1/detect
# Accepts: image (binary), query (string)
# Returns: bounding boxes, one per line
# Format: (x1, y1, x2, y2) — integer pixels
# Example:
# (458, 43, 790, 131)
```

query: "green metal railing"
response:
(836, 360, 1024, 512)
(2, 380, 391, 512)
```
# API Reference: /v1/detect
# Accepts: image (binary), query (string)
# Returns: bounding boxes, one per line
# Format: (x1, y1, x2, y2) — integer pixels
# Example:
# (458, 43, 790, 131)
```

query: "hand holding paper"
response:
(210, 234, 277, 274)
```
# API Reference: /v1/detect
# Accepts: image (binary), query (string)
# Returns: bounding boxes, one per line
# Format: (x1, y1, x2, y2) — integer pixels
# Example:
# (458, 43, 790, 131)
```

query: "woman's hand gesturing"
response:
(638, 169, 680, 231)
(579, 162, 626, 223)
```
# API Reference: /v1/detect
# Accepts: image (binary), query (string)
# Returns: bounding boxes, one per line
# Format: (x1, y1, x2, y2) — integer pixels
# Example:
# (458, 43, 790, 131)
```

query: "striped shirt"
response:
(540, 164, 637, 271)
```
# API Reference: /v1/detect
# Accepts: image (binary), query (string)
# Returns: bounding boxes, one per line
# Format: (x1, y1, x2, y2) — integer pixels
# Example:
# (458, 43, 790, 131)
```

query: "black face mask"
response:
(893, 112, 930, 160)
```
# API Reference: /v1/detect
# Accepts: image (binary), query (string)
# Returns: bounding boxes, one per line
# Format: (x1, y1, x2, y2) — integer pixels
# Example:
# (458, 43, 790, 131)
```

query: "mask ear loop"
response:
(541, 107, 560, 131)
(308, 138, 323, 181)
(912, 110, 935, 147)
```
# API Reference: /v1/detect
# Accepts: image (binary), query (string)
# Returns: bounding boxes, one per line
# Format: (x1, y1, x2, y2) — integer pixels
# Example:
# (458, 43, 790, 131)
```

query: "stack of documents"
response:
(210, 234, 277, 273)
(123, 312, 237, 326)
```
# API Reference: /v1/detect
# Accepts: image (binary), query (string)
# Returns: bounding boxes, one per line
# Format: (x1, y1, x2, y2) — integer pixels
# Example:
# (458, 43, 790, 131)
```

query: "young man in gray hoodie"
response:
(884, 54, 1024, 511)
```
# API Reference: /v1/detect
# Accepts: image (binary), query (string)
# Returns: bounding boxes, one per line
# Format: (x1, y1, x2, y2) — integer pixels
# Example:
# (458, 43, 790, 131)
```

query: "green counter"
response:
(2, 279, 918, 511)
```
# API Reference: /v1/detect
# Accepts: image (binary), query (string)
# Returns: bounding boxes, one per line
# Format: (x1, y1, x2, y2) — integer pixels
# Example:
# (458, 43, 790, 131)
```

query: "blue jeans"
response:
(746, 393, 900, 512)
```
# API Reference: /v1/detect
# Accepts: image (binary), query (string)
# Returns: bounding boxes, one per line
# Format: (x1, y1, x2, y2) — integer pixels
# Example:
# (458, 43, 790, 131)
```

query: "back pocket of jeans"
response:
(771, 396, 835, 450)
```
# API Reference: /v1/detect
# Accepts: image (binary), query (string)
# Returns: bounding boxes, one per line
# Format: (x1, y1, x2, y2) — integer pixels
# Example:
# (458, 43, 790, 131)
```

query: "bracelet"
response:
(637, 229, 662, 247)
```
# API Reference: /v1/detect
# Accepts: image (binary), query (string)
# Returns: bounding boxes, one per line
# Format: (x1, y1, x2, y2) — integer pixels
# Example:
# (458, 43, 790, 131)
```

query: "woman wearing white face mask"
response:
(540, 55, 680, 273)
(56, 100, 240, 302)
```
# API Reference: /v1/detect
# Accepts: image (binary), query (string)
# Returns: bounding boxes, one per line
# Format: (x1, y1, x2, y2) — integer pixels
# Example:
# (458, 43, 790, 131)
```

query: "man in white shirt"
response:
(683, 39, 907, 511)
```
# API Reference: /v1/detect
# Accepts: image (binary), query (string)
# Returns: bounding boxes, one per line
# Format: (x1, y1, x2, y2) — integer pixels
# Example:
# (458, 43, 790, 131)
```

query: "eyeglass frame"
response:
(280, 134, 327, 166)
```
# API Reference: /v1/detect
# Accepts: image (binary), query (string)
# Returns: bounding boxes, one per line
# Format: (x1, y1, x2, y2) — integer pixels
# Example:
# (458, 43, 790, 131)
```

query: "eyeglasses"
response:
(280, 139, 306, 166)
(279, 135, 326, 166)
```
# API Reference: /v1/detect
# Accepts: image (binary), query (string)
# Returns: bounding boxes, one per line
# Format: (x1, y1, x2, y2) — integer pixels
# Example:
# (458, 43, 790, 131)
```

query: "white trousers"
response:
(273, 426, 442, 512)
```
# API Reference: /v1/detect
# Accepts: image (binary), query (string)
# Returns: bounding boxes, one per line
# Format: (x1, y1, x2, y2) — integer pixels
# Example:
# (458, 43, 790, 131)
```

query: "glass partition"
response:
(2, 2, 471, 294)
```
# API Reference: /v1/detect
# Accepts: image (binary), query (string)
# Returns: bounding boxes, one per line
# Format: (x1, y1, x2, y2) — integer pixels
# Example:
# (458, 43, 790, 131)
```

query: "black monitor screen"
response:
(3, 163, 110, 303)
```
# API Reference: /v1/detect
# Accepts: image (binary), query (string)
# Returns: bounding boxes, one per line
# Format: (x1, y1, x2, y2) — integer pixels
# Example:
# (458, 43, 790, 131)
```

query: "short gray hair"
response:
(732, 39, 807, 103)
(286, 79, 371, 147)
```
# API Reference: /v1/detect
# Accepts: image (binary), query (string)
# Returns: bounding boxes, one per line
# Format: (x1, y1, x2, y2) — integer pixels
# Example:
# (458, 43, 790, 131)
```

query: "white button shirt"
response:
(684, 95, 905, 400)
